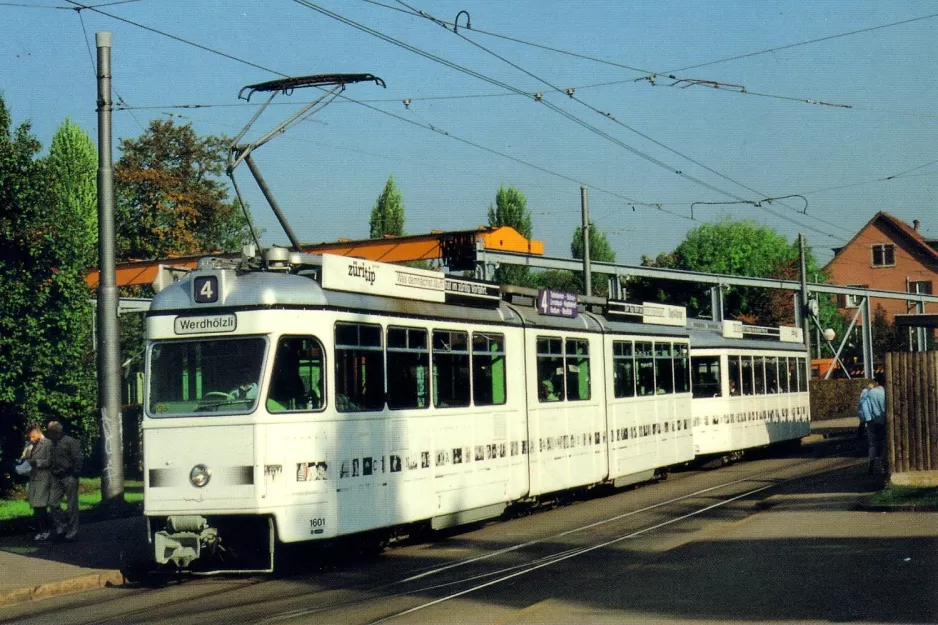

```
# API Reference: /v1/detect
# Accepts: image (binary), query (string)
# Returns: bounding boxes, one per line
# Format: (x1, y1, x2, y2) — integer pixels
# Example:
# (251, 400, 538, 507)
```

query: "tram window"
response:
(728, 356, 741, 396)
(635, 341, 655, 396)
(386, 327, 429, 410)
(740, 356, 754, 396)
(536, 337, 564, 402)
(432, 330, 470, 408)
(786, 358, 797, 394)
(674, 343, 690, 393)
(267, 336, 325, 412)
(691, 356, 721, 398)
(797, 357, 808, 392)
(766, 357, 781, 393)
(149, 337, 266, 416)
(566, 339, 591, 401)
(653, 342, 674, 395)
(781, 358, 791, 393)
(754, 356, 766, 395)
(612, 341, 635, 398)
(472, 332, 506, 406)
(334, 323, 385, 412)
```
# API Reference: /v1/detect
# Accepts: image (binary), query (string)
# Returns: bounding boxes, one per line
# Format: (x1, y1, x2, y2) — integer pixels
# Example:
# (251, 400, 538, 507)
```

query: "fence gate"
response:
(885, 351, 938, 477)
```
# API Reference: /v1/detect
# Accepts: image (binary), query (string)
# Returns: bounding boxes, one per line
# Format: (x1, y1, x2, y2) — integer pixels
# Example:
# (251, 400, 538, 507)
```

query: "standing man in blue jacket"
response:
(857, 381, 875, 440)
(865, 375, 887, 476)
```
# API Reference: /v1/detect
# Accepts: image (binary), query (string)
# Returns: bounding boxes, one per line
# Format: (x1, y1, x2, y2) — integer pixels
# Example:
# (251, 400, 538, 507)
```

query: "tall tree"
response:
(0, 98, 96, 493)
(487, 185, 532, 239)
(487, 185, 535, 286)
(369, 174, 405, 238)
(570, 220, 616, 294)
(48, 118, 98, 268)
(115, 119, 250, 261)
(628, 218, 839, 331)
(45, 118, 98, 442)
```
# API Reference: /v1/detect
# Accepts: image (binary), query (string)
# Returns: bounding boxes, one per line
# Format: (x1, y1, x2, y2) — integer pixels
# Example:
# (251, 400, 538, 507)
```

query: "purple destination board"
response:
(536, 289, 578, 318)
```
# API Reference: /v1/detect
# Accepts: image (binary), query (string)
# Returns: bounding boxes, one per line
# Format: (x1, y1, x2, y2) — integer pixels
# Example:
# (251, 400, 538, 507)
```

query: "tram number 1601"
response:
(309, 518, 326, 534)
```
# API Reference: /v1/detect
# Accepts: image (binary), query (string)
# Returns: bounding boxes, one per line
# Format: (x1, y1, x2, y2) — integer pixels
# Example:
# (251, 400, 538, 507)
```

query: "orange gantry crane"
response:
(84, 226, 543, 289)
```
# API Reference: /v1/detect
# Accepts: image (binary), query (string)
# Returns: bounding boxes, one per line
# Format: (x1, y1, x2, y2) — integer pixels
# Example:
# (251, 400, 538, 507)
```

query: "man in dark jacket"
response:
(47, 421, 83, 541)
(25, 424, 53, 541)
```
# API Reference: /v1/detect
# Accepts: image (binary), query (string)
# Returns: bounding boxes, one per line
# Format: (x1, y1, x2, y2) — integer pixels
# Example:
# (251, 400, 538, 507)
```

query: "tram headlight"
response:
(189, 464, 212, 488)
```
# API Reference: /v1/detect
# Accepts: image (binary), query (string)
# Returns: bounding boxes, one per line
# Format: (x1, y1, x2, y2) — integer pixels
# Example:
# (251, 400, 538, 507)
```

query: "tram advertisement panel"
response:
(321, 254, 445, 302)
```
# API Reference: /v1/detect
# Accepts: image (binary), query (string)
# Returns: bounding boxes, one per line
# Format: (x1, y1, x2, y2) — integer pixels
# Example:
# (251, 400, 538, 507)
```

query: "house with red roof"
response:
(824, 212, 938, 320)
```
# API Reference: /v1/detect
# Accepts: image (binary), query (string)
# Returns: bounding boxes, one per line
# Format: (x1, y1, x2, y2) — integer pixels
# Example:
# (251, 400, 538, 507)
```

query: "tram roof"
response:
(150, 269, 694, 338)
(149, 253, 697, 337)
(687, 327, 807, 352)
(149, 269, 525, 327)
(598, 315, 690, 339)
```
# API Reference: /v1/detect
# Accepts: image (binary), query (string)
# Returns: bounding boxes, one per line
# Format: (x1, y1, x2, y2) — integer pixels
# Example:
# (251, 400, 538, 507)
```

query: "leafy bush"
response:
(810, 378, 870, 421)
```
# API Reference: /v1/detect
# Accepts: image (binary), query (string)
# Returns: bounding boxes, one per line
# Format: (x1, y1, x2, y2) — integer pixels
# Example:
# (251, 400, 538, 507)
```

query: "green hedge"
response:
(810, 378, 870, 421)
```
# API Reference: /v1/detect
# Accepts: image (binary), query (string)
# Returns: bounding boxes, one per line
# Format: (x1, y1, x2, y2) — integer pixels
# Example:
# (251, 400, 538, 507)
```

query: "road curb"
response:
(857, 502, 938, 513)
(0, 570, 125, 607)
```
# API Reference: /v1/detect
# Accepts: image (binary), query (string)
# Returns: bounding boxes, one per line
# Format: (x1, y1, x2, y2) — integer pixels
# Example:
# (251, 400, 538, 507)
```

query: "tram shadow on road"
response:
(338, 461, 937, 624)
(214, 459, 938, 625)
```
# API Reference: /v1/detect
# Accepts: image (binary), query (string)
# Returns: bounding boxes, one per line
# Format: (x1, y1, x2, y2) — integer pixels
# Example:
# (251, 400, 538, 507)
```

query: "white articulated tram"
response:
(688, 320, 811, 458)
(143, 249, 806, 572)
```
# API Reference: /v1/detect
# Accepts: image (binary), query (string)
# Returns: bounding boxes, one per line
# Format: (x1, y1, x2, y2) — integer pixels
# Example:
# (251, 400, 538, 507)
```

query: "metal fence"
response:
(886, 351, 938, 474)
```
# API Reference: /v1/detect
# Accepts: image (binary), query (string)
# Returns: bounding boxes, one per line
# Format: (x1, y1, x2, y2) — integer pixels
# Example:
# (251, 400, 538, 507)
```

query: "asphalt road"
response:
(3, 442, 935, 625)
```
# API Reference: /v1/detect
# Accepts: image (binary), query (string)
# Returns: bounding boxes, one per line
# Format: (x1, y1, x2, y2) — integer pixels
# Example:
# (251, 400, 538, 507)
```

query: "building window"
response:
(909, 280, 933, 295)
(871, 244, 895, 267)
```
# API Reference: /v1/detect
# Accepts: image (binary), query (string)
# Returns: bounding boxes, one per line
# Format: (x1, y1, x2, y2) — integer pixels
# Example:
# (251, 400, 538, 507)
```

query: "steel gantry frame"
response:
(476, 249, 938, 379)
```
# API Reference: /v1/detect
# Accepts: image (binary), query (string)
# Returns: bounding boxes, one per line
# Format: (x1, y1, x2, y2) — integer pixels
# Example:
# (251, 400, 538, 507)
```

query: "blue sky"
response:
(3, 1, 937, 266)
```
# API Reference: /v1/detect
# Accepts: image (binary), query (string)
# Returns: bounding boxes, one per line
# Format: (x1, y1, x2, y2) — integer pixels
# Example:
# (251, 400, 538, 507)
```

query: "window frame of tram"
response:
(766, 357, 782, 393)
(535, 336, 593, 402)
(782, 357, 792, 393)
(267, 335, 326, 413)
(723, 353, 807, 398)
(536, 336, 564, 402)
(673, 343, 690, 394)
(334, 322, 385, 413)
(147, 336, 267, 417)
(654, 342, 674, 395)
(740, 356, 754, 396)
(565, 338, 591, 401)
(754, 356, 766, 395)
(472, 332, 507, 406)
(691, 355, 722, 398)
(432, 329, 471, 408)
(386, 326, 430, 410)
(635, 341, 656, 397)
(612, 340, 636, 398)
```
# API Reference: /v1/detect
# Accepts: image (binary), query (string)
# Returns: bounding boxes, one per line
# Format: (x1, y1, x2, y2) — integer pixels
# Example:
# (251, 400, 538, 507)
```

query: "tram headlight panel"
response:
(189, 464, 212, 488)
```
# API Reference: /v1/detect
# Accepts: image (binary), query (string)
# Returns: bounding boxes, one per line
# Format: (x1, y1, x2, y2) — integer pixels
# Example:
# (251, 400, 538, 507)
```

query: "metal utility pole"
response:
(96, 32, 124, 506)
(580, 185, 591, 297)
(798, 233, 811, 383)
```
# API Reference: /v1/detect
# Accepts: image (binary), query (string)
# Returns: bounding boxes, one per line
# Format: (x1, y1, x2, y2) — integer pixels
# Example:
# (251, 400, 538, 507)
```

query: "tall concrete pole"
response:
(798, 233, 812, 384)
(96, 32, 124, 505)
(580, 185, 591, 297)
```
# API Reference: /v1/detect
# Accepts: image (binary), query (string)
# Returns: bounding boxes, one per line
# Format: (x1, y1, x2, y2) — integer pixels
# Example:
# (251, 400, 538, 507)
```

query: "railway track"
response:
(1, 447, 857, 625)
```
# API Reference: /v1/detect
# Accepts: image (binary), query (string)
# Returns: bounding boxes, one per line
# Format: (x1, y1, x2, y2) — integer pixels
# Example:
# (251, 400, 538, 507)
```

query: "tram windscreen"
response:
(148, 337, 266, 416)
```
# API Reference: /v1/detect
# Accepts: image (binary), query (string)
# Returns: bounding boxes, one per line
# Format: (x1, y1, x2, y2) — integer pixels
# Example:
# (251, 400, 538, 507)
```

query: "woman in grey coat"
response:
(25, 424, 53, 541)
